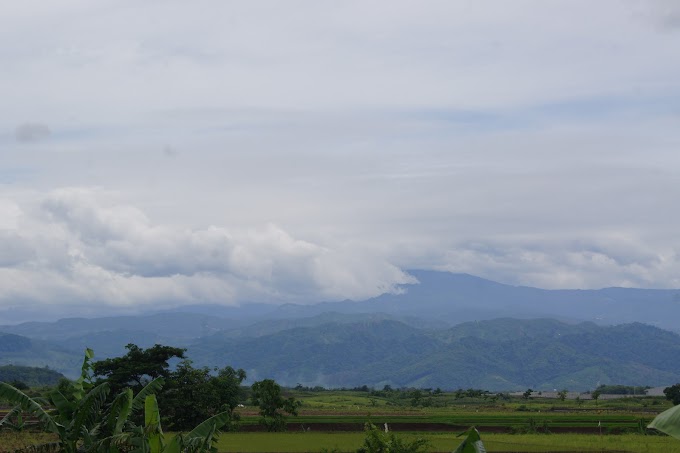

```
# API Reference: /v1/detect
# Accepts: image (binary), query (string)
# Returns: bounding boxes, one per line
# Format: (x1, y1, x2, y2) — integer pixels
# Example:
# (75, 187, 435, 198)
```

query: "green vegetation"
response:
(251, 379, 301, 431)
(0, 349, 235, 453)
(92, 343, 248, 431)
(665, 384, 680, 405)
(0, 332, 82, 376)
(355, 422, 429, 453)
(4, 339, 680, 452)
(595, 384, 650, 395)
(187, 318, 680, 391)
(93, 343, 187, 394)
(0, 365, 64, 388)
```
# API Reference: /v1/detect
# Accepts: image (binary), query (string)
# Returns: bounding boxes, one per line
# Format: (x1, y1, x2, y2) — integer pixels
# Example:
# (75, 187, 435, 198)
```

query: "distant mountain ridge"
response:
(2, 271, 679, 329)
(2, 271, 680, 388)
(159, 271, 680, 331)
(2, 316, 680, 390)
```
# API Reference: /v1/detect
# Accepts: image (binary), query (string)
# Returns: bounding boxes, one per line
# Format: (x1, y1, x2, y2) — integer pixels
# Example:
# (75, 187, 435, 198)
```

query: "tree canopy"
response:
(93, 343, 186, 394)
(92, 343, 247, 431)
(665, 384, 680, 405)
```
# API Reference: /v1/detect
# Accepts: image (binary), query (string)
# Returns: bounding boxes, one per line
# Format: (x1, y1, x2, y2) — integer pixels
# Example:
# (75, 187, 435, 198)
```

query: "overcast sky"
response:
(1, 0, 680, 321)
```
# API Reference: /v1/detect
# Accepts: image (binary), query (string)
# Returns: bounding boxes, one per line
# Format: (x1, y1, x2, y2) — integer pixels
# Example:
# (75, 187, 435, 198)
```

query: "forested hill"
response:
(0, 332, 82, 377)
(0, 365, 64, 387)
(187, 318, 680, 391)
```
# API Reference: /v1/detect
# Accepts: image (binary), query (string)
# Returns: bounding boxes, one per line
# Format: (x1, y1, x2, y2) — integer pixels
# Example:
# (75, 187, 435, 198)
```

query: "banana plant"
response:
(1, 348, 232, 453)
(649, 403, 680, 439)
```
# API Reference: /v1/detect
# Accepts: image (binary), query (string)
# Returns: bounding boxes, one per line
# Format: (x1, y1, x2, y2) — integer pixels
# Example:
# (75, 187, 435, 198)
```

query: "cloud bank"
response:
(0, 1, 679, 320)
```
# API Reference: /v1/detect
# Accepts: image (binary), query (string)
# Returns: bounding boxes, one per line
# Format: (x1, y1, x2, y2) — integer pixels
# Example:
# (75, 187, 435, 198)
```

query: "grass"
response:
(212, 432, 680, 452)
(1, 390, 675, 452)
(2, 428, 679, 452)
(0, 432, 57, 452)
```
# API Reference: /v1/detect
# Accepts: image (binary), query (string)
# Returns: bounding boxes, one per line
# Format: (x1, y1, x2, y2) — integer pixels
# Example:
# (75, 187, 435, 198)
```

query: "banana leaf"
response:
(0, 382, 59, 434)
(649, 404, 680, 439)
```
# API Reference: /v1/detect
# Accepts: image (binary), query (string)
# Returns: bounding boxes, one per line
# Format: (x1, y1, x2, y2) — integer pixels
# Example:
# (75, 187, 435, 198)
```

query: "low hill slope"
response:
(0, 365, 65, 387)
(187, 318, 680, 391)
(0, 332, 82, 378)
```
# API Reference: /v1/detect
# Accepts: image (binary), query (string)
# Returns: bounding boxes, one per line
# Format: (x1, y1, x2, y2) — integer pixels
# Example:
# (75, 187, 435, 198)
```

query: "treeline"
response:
(595, 384, 651, 395)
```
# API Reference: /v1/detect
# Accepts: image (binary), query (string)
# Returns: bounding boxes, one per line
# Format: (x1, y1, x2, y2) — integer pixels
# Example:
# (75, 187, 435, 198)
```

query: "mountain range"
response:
(1, 271, 679, 391)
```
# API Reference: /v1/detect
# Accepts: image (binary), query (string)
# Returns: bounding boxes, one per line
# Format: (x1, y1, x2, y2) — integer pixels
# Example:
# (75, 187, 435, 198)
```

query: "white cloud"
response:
(0, 188, 414, 312)
(0, 1, 679, 318)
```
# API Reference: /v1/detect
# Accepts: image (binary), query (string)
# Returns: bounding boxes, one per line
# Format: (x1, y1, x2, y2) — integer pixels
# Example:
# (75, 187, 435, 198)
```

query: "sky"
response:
(1, 0, 680, 321)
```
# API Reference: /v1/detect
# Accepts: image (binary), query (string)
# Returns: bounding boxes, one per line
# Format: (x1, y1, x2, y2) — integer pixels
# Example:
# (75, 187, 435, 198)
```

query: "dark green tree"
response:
(93, 343, 186, 394)
(163, 360, 246, 430)
(250, 379, 301, 431)
(664, 384, 680, 405)
(557, 389, 568, 401)
(410, 389, 423, 407)
(522, 388, 533, 400)
(591, 389, 602, 405)
(8, 380, 28, 391)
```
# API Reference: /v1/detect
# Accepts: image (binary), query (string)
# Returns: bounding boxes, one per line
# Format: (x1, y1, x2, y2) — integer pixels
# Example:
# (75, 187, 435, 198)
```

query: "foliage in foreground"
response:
(649, 402, 680, 440)
(355, 422, 430, 453)
(0, 348, 233, 453)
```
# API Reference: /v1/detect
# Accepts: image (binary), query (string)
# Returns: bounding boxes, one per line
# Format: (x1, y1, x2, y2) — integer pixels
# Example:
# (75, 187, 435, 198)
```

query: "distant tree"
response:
(597, 384, 650, 395)
(664, 384, 680, 405)
(522, 388, 533, 400)
(591, 389, 602, 405)
(8, 380, 28, 391)
(251, 379, 301, 431)
(410, 389, 423, 407)
(558, 389, 568, 401)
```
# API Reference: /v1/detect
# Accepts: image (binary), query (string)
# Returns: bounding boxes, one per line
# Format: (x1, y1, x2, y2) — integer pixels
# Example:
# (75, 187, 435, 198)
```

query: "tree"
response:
(93, 343, 186, 394)
(410, 389, 423, 407)
(163, 360, 246, 430)
(94, 344, 246, 432)
(522, 388, 533, 400)
(8, 380, 28, 391)
(591, 389, 601, 405)
(665, 384, 680, 405)
(250, 379, 301, 431)
(557, 389, 568, 402)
